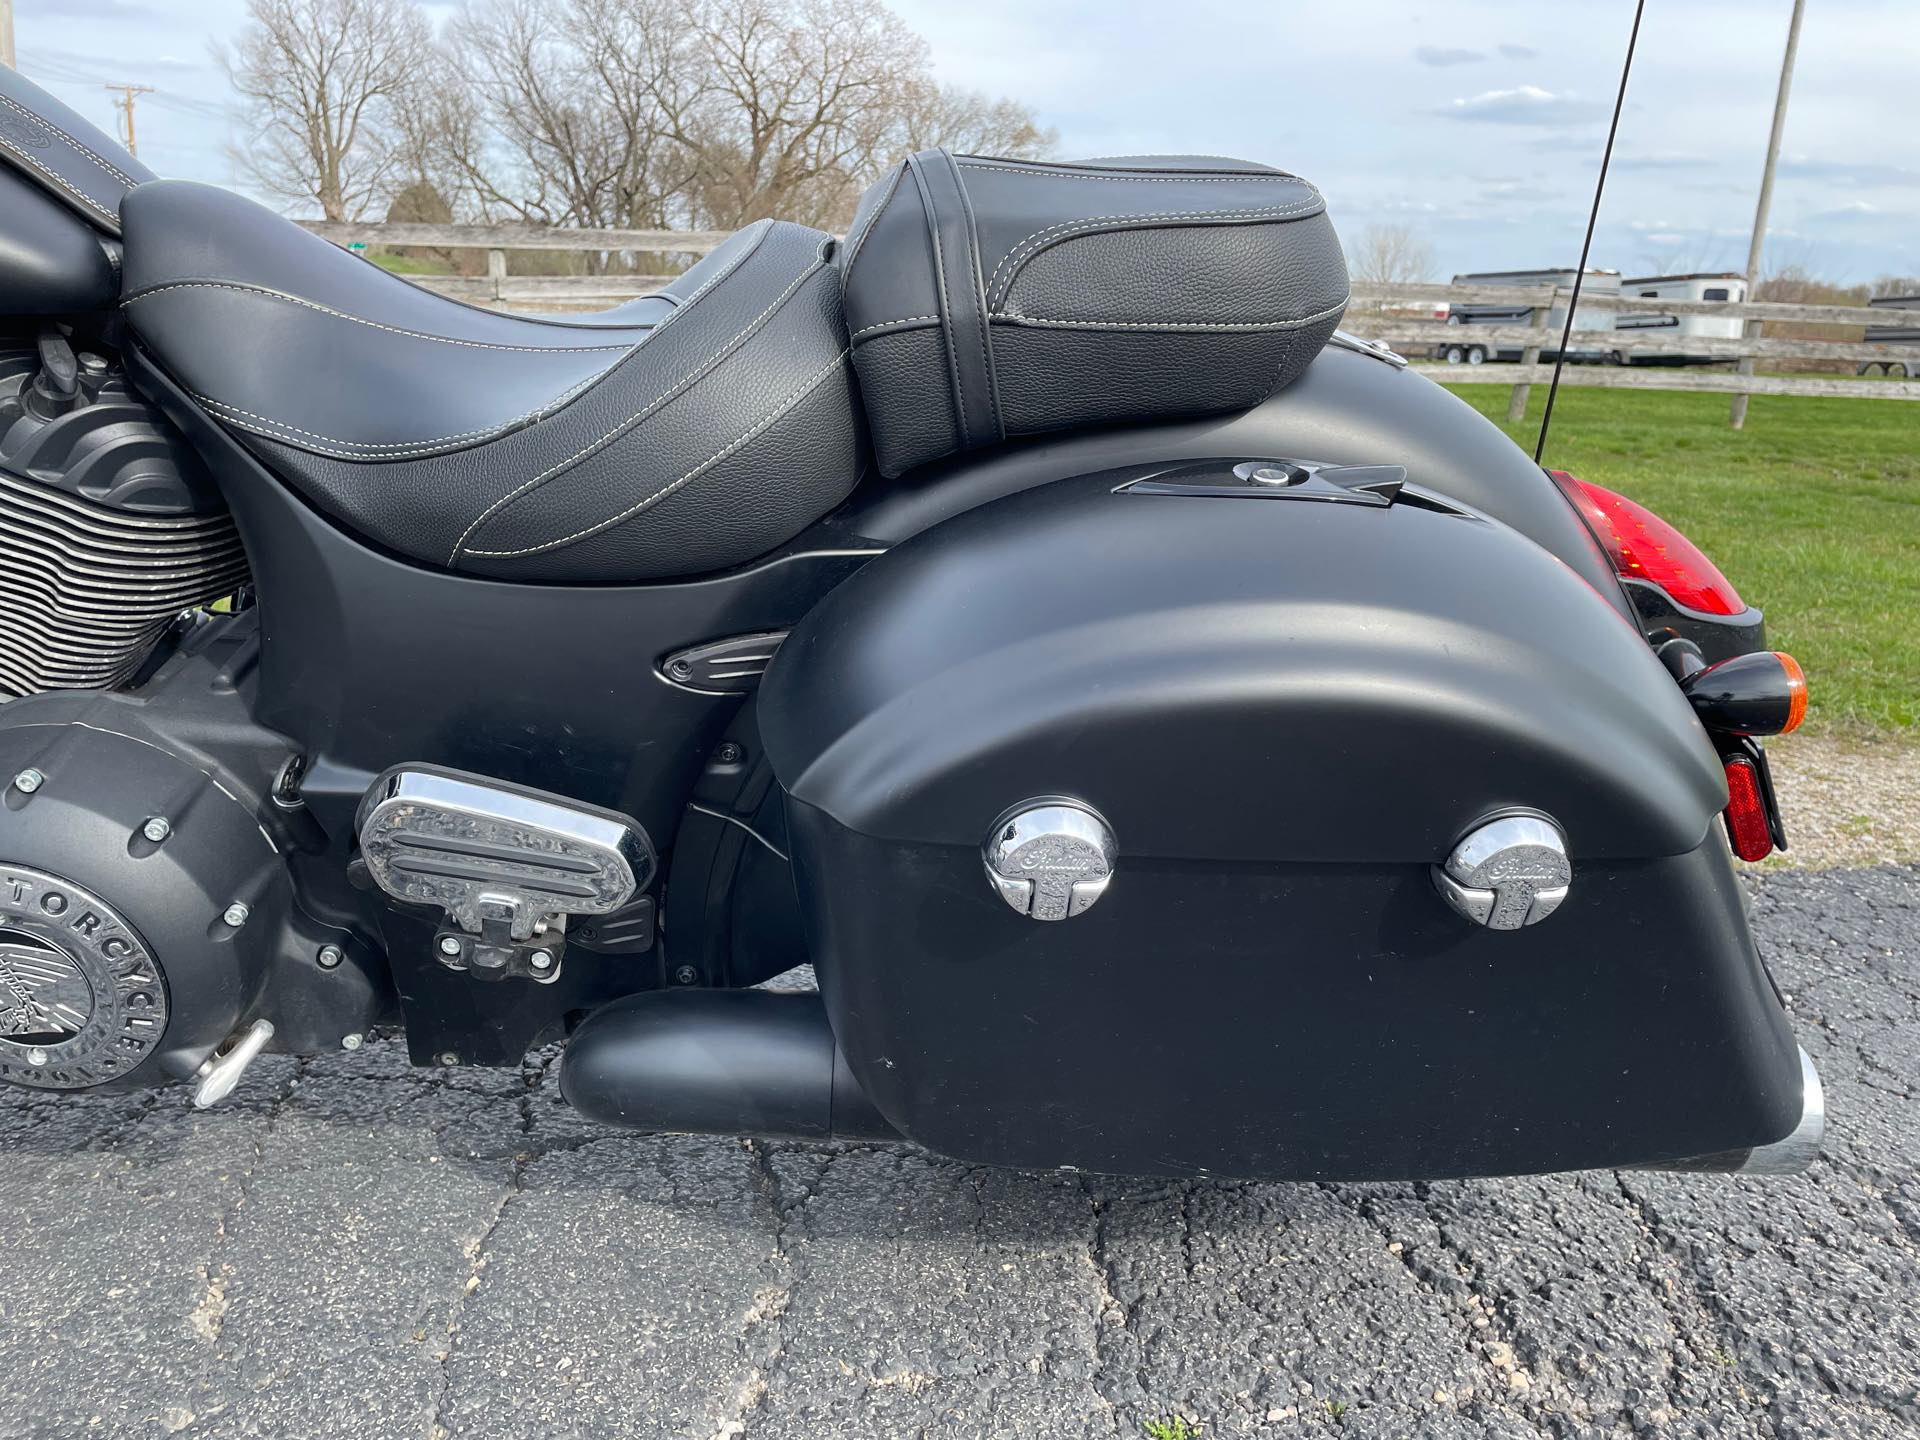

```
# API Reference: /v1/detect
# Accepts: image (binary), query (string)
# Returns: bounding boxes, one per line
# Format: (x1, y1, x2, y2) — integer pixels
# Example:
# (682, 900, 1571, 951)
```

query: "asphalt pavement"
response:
(0, 864, 1915, 1439)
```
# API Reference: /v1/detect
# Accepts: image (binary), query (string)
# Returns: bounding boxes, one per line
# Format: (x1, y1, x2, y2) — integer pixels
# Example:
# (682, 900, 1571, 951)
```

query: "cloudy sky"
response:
(15, 0, 1918, 283)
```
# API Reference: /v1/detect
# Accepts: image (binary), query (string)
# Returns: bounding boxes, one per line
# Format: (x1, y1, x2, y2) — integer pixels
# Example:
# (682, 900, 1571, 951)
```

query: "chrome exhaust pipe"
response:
(1644, 1047, 1825, 1176)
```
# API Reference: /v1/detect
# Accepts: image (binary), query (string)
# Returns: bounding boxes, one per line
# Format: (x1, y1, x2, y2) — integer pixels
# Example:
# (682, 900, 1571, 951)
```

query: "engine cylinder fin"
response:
(0, 471, 246, 698)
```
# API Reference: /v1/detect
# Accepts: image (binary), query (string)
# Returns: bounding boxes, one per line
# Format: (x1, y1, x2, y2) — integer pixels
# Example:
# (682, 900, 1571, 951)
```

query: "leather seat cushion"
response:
(119, 182, 863, 584)
(840, 151, 1350, 477)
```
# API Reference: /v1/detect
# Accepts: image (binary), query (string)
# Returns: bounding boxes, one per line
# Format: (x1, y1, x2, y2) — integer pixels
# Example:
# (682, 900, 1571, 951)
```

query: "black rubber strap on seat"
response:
(906, 149, 1004, 451)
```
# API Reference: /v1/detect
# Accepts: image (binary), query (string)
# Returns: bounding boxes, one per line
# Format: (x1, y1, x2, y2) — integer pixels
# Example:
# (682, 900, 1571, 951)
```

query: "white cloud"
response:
(1440, 85, 1603, 127)
(1416, 46, 1485, 67)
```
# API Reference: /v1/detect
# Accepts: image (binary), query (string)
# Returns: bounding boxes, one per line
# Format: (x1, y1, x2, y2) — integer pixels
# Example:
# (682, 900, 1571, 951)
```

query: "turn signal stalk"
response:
(1680, 651, 1807, 736)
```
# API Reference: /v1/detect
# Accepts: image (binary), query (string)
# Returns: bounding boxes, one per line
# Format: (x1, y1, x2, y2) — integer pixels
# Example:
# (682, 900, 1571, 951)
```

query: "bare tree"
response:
(442, 0, 700, 231)
(674, 0, 930, 229)
(1346, 223, 1434, 286)
(214, 0, 431, 220)
(296, 0, 1054, 239)
(896, 80, 1056, 159)
(424, 0, 1051, 234)
(1870, 274, 1920, 300)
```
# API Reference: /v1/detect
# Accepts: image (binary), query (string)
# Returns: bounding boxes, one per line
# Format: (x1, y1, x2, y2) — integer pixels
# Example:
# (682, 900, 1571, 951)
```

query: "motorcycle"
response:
(0, 68, 1819, 1181)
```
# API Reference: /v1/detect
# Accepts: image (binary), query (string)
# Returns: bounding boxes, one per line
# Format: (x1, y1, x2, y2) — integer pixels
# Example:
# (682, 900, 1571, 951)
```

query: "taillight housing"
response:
(1546, 470, 1746, 616)
(1680, 650, 1808, 736)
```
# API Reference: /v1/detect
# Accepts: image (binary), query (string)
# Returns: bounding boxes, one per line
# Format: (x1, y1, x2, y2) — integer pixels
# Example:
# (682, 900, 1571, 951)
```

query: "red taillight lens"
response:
(1722, 757, 1774, 862)
(1546, 470, 1745, 616)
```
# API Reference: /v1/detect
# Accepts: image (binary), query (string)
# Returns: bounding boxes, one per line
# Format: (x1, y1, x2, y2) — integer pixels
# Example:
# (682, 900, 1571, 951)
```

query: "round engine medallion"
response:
(0, 867, 168, 1090)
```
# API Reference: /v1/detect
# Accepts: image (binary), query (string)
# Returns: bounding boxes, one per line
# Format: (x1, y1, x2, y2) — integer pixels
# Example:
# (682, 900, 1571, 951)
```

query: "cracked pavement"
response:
(0, 866, 1915, 1439)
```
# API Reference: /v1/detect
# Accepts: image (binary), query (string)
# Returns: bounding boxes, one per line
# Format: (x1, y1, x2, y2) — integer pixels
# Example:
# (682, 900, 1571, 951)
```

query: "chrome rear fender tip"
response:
(1641, 1047, 1825, 1177)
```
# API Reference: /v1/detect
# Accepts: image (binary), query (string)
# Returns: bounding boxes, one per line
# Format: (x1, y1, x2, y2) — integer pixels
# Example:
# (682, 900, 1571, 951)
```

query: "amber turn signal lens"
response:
(1680, 650, 1808, 737)
(1776, 652, 1807, 735)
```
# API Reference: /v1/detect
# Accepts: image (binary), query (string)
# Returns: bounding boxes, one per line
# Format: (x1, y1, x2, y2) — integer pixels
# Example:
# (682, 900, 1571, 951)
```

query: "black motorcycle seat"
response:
(839, 152, 1348, 476)
(119, 182, 864, 584)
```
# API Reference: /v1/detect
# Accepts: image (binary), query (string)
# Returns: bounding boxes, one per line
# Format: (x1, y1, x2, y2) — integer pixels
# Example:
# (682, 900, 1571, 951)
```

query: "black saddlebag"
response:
(757, 463, 1807, 1181)
(838, 153, 1349, 476)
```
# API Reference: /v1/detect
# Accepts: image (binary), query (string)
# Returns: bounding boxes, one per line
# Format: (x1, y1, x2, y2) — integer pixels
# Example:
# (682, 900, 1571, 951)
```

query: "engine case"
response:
(759, 464, 1806, 1180)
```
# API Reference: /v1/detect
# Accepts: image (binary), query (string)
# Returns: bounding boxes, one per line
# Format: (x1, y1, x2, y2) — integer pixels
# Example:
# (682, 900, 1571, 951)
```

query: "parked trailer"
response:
(1615, 272, 1747, 366)
(1859, 295, 1919, 379)
(1438, 268, 1622, 365)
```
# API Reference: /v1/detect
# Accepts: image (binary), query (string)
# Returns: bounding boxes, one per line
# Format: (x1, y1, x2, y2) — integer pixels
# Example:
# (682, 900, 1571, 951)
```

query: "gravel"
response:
(0, 864, 1915, 1439)
(1762, 733, 1920, 870)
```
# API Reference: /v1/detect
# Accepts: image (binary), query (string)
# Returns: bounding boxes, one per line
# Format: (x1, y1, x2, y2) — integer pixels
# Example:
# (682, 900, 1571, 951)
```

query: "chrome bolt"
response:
(668, 659, 694, 681)
(142, 817, 172, 844)
(25, 1047, 47, 1067)
(673, 964, 699, 986)
(11, 769, 44, 794)
(713, 742, 744, 765)
(437, 935, 464, 958)
(340, 1033, 363, 1051)
(437, 1051, 459, 1067)
(529, 949, 554, 972)
(222, 902, 251, 928)
(316, 944, 344, 970)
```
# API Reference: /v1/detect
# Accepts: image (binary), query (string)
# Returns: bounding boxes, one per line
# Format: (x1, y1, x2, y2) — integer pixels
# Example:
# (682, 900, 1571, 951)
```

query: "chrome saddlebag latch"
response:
(1432, 813, 1571, 930)
(356, 767, 655, 982)
(984, 802, 1118, 922)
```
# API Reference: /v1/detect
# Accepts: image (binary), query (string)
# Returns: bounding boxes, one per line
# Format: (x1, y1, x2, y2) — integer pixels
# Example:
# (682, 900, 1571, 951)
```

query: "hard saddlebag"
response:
(758, 462, 1807, 1181)
(838, 153, 1350, 476)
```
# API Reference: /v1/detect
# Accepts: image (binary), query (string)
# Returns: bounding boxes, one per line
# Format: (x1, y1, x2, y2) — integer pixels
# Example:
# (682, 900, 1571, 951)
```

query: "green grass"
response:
(1143, 1419, 1203, 1440)
(1443, 384, 1920, 733)
(368, 251, 456, 276)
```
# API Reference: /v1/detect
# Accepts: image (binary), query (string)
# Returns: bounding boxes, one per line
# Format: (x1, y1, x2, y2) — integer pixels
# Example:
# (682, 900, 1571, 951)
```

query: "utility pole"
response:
(104, 82, 156, 157)
(1, 0, 16, 70)
(1730, 0, 1808, 431)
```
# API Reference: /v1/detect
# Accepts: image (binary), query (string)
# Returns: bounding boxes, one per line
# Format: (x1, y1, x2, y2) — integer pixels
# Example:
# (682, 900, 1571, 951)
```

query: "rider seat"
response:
(119, 183, 862, 584)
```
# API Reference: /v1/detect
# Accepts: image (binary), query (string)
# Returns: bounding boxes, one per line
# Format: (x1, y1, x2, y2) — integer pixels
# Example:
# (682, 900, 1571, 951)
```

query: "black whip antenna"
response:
(1533, 0, 1648, 464)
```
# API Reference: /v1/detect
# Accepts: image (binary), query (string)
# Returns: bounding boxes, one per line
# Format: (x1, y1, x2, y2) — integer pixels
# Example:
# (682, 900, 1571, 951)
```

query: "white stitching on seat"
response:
(849, 316, 940, 339)
(998, 294, 1350, 332)
(464, 349, 850, 559)
(0, 92, 141, 188)
(449, 255, 828, 563)
(956, 161, 1311, 185)
(986, 199, 1326, 304)
(191, 365, 613, 459)
(0, 137, 118, 223)
(123, 282, 637, 353)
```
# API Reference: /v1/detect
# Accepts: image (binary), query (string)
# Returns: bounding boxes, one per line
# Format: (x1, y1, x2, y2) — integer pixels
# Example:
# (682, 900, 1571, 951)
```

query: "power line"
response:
(103, 81, 155, 157)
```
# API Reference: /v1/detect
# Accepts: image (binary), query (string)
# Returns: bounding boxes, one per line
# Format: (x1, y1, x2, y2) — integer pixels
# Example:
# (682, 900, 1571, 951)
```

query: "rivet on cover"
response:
(838, 151, 1351, 477)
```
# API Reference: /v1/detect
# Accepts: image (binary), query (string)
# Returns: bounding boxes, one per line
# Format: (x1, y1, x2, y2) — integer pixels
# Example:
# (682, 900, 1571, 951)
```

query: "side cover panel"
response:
(0, 170, 116, 314)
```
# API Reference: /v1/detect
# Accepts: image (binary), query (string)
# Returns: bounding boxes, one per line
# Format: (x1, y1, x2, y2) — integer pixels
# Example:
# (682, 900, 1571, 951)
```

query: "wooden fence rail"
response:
(300, 222, 1920, 411)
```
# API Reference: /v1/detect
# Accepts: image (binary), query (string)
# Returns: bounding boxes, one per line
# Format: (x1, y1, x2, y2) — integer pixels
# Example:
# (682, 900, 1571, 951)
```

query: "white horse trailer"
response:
(1439, 268, 1623, 365)
(1615, 273, 1746, 365)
